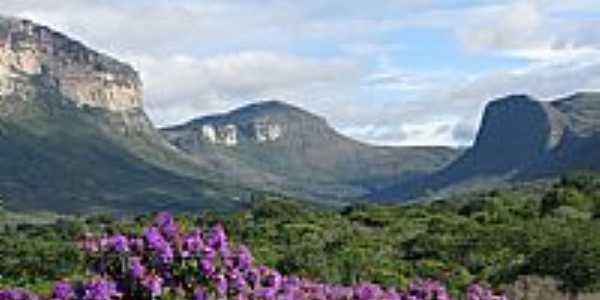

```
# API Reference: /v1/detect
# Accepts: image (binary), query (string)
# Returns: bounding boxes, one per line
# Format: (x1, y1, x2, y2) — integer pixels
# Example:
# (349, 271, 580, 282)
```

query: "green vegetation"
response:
(0, 96, 248, 214)
(2, 173, 600, 297)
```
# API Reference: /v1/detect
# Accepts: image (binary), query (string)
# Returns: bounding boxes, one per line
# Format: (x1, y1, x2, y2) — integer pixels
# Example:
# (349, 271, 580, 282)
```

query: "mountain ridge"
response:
(162, 100, 460, 200)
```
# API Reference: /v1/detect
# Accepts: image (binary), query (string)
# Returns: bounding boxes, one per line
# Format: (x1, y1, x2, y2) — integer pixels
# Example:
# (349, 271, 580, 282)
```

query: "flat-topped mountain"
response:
(0, 16, 140, 111)
(0, 16, 156, 136)
(373, 92, 600, 200)
(162, 101, 459, 200)
(0, 16, 246, 213)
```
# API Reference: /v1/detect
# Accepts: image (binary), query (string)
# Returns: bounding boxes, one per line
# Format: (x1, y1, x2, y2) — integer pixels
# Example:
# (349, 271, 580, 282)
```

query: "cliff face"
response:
(373, 92, 600, 201)
(437, 93, 600, 185)
(0, 17, 142, 115)
(0, 17, 245, 214)
(446, 95, 567, 177)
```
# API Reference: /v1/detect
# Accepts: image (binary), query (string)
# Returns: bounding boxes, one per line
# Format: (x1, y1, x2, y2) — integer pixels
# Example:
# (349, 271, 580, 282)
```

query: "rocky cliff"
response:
(0, 16, 141, 113)
(0, 16, 245, 214)
(373, 92, 600, 201)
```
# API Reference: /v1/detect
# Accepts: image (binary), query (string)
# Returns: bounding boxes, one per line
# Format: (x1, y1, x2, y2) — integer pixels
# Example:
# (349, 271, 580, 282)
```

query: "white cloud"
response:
(341, 120, 458, 147)
(2, 0, 600, 146)
(123, 52, 362, 126)
(457, 2, 546, 52)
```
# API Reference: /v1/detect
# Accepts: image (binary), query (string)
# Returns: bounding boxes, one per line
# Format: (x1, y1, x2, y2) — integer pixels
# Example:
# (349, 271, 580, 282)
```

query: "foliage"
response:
(0, 212, 505, 300)
(2, 173, 600, 297)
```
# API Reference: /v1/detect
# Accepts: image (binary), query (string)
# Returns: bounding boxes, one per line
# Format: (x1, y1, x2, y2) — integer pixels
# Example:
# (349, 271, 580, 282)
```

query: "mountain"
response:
(13, 16, 598, 211)
(0, 16, 459, 213)
(0, 16, 248, 214)
(373, 92, 600, 200)
(161, 101, 459, 200)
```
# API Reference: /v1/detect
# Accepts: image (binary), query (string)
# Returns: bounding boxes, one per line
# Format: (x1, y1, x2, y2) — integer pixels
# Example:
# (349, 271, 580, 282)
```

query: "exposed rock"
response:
(254, 119, 282, 143)
(221, 124, 238, 146)
(0, 16, 142, 113)
(373, 92, 600, 201)
(195, 119, 281, 146)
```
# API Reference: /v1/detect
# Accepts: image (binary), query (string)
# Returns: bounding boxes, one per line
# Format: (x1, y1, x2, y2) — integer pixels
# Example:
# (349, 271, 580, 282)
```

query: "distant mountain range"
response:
(1, 16, 599, 213)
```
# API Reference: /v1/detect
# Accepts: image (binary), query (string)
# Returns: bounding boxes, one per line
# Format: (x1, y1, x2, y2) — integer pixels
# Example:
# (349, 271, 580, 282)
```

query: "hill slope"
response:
(162, 101, 459, 200)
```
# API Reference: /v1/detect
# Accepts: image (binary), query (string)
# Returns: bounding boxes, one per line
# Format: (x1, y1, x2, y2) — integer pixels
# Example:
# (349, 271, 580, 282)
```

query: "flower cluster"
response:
(0, 212, 508, 300)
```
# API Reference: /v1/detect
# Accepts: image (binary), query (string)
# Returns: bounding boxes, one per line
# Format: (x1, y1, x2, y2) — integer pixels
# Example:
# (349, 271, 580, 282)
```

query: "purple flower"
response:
(154, 212, 174, 227)
(159, 244, 174, 264)
(130, 238, 144, 253)
(128, 257, 145, 279)
(208, 224, 228, 250)
(353, 283, 382, 300)
(214, 274, 228, 297)
(184, 230, 204, 254)
(247, 268, 261, 289)
(229, 268, 248, 291)
(255, 287, 277, 300)
(154, 212, 179, 241)
(237, 245, 253, 270)
(142, 274, 163, 298)
(0, 289, 39, 300)
(144, 227, 166, 250)
(193, 288, 207, 300)
(109, 235, 129, 253)
(84, 279, 119, 300)
(53, 281, 74, 300)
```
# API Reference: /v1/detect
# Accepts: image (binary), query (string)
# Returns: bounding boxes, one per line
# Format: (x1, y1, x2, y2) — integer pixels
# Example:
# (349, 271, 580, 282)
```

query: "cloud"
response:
(124, 51, 362, 126)
(365, 71, 433, 91)
(453, 50, 600, 101)
(452, 121, 479, 146)
(341, 121, 458, 146)
(2, 0, 600, 146)
(458, 2, 545, 52)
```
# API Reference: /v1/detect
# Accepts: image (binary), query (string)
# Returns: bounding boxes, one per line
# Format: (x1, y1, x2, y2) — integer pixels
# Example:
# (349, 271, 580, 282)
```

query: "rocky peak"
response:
(0, 16, 142, 113)
(163, 100, 326, 147)
(475, 94, 567, 153)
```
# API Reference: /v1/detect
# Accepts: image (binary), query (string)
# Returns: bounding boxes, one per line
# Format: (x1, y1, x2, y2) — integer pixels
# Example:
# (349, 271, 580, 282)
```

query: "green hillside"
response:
(0, 98, 248, 214)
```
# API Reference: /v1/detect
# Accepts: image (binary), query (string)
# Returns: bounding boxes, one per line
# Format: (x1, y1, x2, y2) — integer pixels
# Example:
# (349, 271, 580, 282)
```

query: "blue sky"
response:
(3, 0, 600, 145)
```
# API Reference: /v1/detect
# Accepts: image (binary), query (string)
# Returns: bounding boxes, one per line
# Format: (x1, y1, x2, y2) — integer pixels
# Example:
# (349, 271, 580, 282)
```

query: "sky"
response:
(3, 0, 600, 146)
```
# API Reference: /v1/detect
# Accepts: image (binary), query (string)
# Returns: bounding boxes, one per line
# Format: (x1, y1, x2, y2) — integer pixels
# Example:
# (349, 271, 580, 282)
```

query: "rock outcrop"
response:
(201, 124, 239, 146)
(0, 16, 142, 114)
(444, 95, 566, 177)
(187, 121, 281, 146)
(373, 92, 600, 201)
